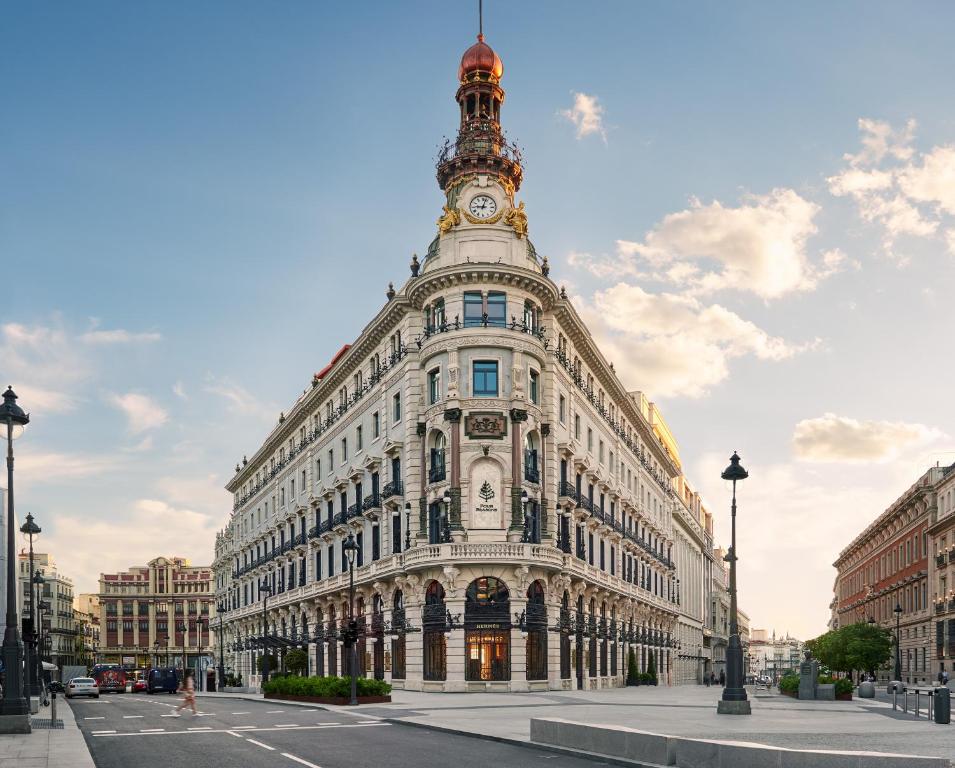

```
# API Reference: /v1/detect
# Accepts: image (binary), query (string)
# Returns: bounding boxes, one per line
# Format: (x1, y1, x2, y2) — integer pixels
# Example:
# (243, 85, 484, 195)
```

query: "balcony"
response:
(524, 466, 540, 484)
(428, 466, 446, 484)
(938, 554, 947, 567)
(347, 502, 363, 520)
(558, 481, 579, 502)
(381, 480, 404, 500)
(362, 493, 382, 512)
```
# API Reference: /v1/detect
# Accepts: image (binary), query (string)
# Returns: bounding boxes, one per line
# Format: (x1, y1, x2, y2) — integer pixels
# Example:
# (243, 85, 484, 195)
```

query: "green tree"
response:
(626, 647, 639, 685)
(257, 654, 277, 674)
(807, 629, 849, 676)
(842, 622, 891, 677)
(285, 649, 308, 676)
(646, 650, 657, 683)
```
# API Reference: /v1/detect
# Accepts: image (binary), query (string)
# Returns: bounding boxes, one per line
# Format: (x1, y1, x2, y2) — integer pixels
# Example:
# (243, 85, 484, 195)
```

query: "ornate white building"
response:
(213, 32, 724, 692)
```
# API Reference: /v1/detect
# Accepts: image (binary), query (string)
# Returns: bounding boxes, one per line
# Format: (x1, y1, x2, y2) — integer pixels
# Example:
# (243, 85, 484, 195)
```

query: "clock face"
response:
(468, 194, 497, 219)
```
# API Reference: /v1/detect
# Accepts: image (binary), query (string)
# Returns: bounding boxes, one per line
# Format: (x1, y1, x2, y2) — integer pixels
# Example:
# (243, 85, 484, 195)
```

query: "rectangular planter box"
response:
(836, 692, 853, 701)
(264, 692, 391, 705)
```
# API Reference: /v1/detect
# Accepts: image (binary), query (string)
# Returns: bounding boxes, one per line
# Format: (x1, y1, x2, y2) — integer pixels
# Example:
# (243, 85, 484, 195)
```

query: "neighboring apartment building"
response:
(671, 473, 709, 685)
(211, 31, 737, 693)
(75, 593, 101, 666)
(748, 629, 803, 680)
(708, 548, 730, 678)
(18, 552, 77, 670)
(928, 463, 955, 676)
(833, 466, 938, 685)
(98, 557, 214, 670)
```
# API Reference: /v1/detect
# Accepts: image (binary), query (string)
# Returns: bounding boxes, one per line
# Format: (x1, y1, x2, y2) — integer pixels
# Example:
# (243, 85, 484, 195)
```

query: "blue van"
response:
(147, 667, 179, 694)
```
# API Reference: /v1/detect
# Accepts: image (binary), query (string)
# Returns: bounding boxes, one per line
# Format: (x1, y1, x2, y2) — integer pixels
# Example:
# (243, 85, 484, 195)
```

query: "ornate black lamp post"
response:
(177, 621, 187, 676)
(153, 640, 160, 669)
(259, 578, 273, 684)
(196, 615, 205, 691)
(342, 533, 359, 705)
(0, 387, 30, 732)
(404, 502, 412, 550)
(19, 515, 41, 700)
(717, 451, 750, 715)
(216, 602, 226, 690)
(893, 602, 903, 683)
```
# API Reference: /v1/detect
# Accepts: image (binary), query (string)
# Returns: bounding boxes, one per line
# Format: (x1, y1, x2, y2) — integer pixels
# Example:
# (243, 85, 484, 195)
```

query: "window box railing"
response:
(381, 480, 404, 500)
(938, 555, 947, 567)
(524, 466, 540, 484)
(333, 511, 347, 527)
(347, 503, 363, 520)
(308, 525, 319, 539)
(362, 493, 382, 511)
(428, 466, 446, 484)
(558, 481, 579, 501)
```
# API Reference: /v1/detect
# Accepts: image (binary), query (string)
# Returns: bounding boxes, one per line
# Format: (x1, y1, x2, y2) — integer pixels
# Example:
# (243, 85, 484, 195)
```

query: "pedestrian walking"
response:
(719, 670, 725, 687)
(174, 669, 197, 716)
(944, 671, 950, 686)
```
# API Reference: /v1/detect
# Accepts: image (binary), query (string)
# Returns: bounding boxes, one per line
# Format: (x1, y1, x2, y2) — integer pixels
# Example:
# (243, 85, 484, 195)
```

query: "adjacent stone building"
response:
(97, 556, 214, 669)
(18, 552, 77, 670)
(928, 463, 955, 678)
(832, 466, 937, 685)
(213, 31, 741, 692)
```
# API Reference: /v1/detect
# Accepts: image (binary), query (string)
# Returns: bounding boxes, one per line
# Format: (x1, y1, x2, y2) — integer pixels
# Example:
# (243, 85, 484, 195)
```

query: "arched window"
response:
(391, 590, 406, 680)
(429, 431, 447, 483)
(465, 577, 511, 682)
(526, 582, 547, 681)
(423, 581, 447, 681)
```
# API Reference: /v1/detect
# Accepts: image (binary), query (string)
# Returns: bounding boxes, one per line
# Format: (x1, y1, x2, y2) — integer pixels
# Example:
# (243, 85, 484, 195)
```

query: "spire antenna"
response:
(479, 0, 483, 40)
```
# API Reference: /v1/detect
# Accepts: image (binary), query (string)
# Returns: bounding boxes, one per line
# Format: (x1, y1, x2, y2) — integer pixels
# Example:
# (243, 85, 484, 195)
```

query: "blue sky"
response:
(4, 2, 955, 638)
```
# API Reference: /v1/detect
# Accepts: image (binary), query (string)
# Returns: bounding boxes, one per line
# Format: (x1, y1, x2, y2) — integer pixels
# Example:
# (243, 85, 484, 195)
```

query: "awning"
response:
(41, 661, 57, 671)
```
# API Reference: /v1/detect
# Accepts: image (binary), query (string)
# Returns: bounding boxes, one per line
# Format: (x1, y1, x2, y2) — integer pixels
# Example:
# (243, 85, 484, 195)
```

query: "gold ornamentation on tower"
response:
(437, 204, 461, 234)
(504, 201, 528, 239)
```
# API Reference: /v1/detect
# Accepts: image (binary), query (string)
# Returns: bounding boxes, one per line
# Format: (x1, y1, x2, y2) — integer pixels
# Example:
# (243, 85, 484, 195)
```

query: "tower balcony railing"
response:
(416, 316, 548, 349)
(436, 126, 522, 168)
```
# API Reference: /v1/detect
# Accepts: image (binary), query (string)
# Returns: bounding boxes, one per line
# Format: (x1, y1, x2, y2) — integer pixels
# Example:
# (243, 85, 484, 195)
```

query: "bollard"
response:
(51, 690, 56, 724)
(935, 686, 951, 725)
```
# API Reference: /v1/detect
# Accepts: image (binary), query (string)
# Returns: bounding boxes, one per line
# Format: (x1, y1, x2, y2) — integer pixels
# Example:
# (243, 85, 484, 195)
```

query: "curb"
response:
(379, 716, 662, 768)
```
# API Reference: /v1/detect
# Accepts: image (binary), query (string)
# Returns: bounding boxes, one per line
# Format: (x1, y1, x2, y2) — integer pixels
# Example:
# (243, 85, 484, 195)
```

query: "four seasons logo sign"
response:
(479, 481, 495, 502)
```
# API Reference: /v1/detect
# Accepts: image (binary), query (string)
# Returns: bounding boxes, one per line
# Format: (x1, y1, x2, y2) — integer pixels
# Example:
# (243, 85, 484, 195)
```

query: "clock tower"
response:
(427, 32, 537, 275)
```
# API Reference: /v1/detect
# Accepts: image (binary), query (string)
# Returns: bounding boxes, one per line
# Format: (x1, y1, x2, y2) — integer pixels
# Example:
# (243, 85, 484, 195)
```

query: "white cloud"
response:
(573, 284, 817, 398)
(828, 118, 955, 257)
(16, 451, 120, 484)
(80, 329, 162, 345)
(577, 189, 840, 300)
(109, 392, 168, 433)
(203, 376, 262, 415)
(42, 499, 219, 594)
(792, 413, 943, 463)
(172, 381, 188, 400)
(560, 92, 606, 142)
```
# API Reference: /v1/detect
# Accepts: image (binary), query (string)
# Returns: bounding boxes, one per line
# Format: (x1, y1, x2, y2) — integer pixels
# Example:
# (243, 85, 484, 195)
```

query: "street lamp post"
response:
(153, 641, 160, 669)
(216, 602, 226, 691)
(717, 451, 751, 716)
(259, 578, 273, 685)
(177, 621, 187, 676)
(404, 502, 412, 550)
(0, 387, 30, 731)
(343, 533, 359, 706)
(196, 615, 204, 691)
(19, 514, 41, 700)
(893, 603, 903, 683)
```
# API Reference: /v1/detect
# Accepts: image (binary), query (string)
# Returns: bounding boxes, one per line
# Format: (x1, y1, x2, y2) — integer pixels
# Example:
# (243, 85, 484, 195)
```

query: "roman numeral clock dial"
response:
(468, 194, 497, 219)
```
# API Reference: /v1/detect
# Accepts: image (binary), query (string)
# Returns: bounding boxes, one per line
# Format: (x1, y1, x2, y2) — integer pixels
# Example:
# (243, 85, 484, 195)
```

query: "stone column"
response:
(509, 409, 528, 540)
(444, 408, 463, 536)
(405, 601, 424, 690)
(445, 598, 466, 691)
(511, 596, 528, 691)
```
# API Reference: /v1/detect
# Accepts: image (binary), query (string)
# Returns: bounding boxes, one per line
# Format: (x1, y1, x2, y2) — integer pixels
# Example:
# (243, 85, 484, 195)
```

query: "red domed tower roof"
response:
(458, 34, 503, 82)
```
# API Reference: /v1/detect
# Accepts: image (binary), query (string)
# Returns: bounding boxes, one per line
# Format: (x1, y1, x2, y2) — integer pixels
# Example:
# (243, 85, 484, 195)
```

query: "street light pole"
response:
(893, 603, 903, 683)
(717, 451, 751, 716)
(196, 615, 204, 692)
(19, 514, 41, 700)
(0, 387, 30, 730)
(178, 621, 187, 677)
(343, 533, 359, 705)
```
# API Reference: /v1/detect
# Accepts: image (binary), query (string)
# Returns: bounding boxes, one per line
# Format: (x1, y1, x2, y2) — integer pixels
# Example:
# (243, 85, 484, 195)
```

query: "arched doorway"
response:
(465, 577, 510, 682)
(372, 594, 385, 680)
(314, 608, 325, 676)
(391, 590, 406, 680)
(588, 598, 598, 679)
(575, 594, 585, 690)
(327, 605, 337, 676)
(600, 602, 608, 677)
(525, 581, 547, 681)
(423, 581, 447, 681)
(560, 591, 571, 681)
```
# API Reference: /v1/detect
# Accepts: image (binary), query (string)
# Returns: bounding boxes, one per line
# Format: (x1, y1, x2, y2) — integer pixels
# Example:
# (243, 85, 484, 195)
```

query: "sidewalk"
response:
(197, 685, 955, 762)
(0, 698, 95, 768)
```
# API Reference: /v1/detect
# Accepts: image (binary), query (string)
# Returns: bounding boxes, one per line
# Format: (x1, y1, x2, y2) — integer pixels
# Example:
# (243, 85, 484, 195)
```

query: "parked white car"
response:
(66, 677, 99, 699)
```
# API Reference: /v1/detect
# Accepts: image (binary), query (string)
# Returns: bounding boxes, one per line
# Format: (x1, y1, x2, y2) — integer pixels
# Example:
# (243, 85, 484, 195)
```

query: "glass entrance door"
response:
(465, 629, 510, 681)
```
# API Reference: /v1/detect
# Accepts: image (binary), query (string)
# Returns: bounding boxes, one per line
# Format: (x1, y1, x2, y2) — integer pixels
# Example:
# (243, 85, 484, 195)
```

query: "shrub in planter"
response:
(262, 675, 392, 699)
(645, 653, 657, 685)
(778, 673, 800, 695)
(257, 654, 277, 674)
(626, 648, 639, 686)
(285, 649, 308, 677)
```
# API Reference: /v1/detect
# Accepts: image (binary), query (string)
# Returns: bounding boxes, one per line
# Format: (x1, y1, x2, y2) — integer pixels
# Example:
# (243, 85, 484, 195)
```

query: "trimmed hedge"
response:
(779, 673, 799, 694)
(262, 675, 392, 698)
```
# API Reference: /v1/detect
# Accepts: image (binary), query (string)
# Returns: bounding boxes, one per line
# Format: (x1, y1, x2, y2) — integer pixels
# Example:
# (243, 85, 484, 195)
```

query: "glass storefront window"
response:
(465, 629, 510, 681)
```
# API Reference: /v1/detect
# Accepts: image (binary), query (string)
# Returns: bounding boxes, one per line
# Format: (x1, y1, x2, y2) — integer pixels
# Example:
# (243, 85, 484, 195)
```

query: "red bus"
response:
(90, 664, 127, 693)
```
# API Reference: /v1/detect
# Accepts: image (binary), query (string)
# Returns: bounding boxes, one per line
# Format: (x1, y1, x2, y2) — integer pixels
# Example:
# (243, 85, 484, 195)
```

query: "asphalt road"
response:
(69, 693, 610, 768)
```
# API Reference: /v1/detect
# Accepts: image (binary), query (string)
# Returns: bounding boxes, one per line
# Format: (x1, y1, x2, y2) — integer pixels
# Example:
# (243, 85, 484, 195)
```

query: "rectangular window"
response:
(473, 360, 499, 397)
(587, 428, 593, 452)
(393, 392, 401, 421)
(428, 368, 440, 405)
(327, 545, 334, 578)
(373, 411, 380, 438)
(529, 369, 539, 404)
(341, 437, 347, 462)
(487, 291, 506, 327)
(559, 394, 566, 423)
(463, 291, 484, 327)
(327, 448, 333, 471)
(356, 425, 363, 452)
(574, 414, 580, 439)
